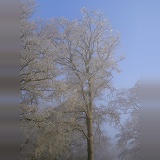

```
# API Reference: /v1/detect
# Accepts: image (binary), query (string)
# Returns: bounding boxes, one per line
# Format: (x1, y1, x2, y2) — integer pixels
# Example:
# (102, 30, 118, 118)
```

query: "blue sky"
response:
(34, 0, 160, 89)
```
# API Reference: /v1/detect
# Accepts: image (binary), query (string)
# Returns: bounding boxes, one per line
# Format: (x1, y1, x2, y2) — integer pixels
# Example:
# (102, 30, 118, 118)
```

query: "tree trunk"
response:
(87, 116, 94, 160)
(87, 78, 94, 160)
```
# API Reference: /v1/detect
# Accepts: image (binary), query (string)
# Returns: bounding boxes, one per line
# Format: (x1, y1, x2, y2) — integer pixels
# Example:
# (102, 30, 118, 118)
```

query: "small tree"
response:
(113, 82, 140, 160)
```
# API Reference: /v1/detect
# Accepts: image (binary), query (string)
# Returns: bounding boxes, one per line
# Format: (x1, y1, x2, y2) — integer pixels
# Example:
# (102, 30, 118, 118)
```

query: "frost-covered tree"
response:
(52, 8, 123, 160)
(20, 0, 59, 106)
(20, 1, 67, 159)
(20, 1, 123, 159)
(113, 82, 140, 160)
